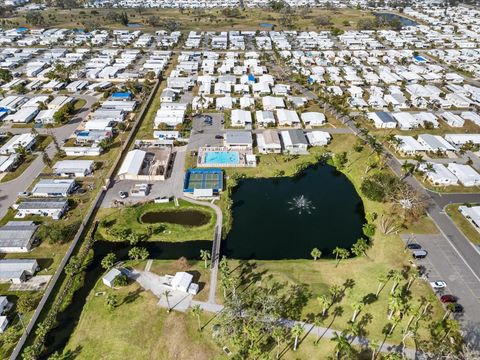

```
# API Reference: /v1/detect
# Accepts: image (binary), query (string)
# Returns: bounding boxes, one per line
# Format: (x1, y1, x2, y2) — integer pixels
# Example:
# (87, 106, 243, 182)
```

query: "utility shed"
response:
(0, 221, 38, 253)
(53, 160, 94, 177)
(102, 268, 122, 288)
(0, 259, 39, 284)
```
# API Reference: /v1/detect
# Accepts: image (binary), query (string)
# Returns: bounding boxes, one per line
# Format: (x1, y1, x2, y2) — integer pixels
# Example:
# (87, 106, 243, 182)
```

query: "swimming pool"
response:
(204, 151, 240, 165)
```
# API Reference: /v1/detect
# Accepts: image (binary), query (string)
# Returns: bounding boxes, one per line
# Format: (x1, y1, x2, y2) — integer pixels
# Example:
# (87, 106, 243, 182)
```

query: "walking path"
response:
(180, 196, 222, 304)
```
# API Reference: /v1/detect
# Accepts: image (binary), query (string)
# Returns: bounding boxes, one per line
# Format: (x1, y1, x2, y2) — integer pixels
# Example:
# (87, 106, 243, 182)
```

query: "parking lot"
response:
(402, 234, 480, 345)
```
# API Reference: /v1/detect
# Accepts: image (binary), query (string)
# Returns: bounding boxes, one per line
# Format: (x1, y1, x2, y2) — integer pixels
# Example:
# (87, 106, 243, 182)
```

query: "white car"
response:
(430, 281, 447, 290)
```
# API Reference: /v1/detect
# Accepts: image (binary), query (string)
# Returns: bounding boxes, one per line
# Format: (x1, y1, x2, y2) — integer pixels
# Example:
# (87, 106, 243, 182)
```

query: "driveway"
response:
(130, 270, 193, 312)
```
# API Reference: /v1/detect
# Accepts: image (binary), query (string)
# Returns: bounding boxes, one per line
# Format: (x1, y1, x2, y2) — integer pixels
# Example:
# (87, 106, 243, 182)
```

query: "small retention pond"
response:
(140, 209, 211, 227)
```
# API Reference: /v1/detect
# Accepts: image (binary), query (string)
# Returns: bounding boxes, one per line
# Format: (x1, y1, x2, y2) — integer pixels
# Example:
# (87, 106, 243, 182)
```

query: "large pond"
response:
(140, 209, 211, 226)
(375, 12, 418, 27)
(224, 164, 366, 259)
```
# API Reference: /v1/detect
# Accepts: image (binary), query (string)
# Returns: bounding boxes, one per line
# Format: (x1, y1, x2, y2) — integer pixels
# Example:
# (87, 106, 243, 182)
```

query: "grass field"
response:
(64, 276, 371, 360)
(4, 8, 375, 32)
(97, 199, 216, 242)
(445, 204, 480, 245)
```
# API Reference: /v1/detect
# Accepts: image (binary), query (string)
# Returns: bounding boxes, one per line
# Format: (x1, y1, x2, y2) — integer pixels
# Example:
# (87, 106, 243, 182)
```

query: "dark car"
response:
(452, 304, 464, 313)
(215, 135, 224, 139)
(440, 295, 457, 303)
(407, 243, 422, 250)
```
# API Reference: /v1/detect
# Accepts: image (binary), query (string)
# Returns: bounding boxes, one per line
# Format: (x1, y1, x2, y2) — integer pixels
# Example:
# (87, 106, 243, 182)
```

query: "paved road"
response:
(401, 234, 480, 347)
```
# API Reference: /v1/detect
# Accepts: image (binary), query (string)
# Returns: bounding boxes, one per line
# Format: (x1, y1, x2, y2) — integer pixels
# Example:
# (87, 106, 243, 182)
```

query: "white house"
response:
(257, 130, 282, 154)
(417, 134, 456, 153)
(231, 109, 252, 128)
(301, 112, 326, 127)
(53, 160, 94, 177)
(0, 134, 36, 155)
(255, 111, 275, 127)
(0, 259, 39, 284)
(440, 112, 465, 128)
(418, 163, 458, 186)
(459, 206, 480, 232)
(394, 135, 427, 155)
(280, 130, 309, 155)
(276, 109, 301, 127)
(0, 221, 38, 253)
(368, 112, 397, 129)
(447, 163, 480, 187)
(306, 131, 331, 146)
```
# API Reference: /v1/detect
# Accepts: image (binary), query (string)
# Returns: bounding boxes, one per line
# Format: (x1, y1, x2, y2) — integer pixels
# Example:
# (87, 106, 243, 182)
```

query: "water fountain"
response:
(288, 195, 316, 215)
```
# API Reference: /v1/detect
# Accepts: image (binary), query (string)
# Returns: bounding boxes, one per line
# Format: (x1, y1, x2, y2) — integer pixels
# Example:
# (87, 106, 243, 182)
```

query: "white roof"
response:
(118, 149, 145, 176)
(301, 112, 326, 125)
(171, 271, 193, 290)
(395, 135, 427, 153)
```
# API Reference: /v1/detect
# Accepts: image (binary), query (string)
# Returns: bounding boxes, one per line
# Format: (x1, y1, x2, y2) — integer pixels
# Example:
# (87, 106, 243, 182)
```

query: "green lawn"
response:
(97, 199, 216, 242)
(445, 204, 480, 245)
(63, 267, 369, 360)
(64, 281, 224, 360)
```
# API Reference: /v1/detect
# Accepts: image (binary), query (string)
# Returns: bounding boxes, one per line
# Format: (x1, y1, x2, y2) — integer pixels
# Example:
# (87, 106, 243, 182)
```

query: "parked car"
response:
(18, 191, 31, 197)
(451, 303, 464, 313)
(154, 196, 170, 204)
(430, 281, 447, 289)
(440, 295, 457, 303)
(215, 135, 224, 139)
(407, 243, 422, 250)
(412, 250, 428, 259)
(118, 191, 128, 199)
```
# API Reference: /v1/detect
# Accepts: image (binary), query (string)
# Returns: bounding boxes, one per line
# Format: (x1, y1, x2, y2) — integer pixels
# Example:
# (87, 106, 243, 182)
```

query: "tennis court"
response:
(184, 169, 223, 193)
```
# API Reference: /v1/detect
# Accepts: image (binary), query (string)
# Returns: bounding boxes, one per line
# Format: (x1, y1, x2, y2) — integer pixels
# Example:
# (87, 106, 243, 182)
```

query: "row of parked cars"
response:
(408, 242, 464, 314)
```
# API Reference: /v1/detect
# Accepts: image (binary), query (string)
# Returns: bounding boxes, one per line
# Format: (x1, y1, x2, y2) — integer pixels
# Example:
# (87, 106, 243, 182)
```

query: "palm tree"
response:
(390, 270, 403, 294)
(331, 331, 353, 359)
(351, 238, 369, 258)
(333, 247, 350, 267)
(163, 290, 172, 312)
(317, 294, 331, 317)
(200, 249, 211, 269)
(422, 162, 436, 182)
(105, 293, 118, 311)
(272, 326, 287, 358)
(387, 294, 402, 320)
(313, 315, 324, 344)
(291, 323, 304, 351)
(311, 247, 322, 261)
(351, 300, 364, 323)
(191, 304, 203, 331)
(406, 269, 419, 290)
(413, 154, 425, 170)
(376, 273, 389, 297)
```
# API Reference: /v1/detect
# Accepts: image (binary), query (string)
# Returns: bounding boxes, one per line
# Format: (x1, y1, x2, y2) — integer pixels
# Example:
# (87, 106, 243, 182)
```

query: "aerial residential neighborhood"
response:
(0, 0, 479, 359)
